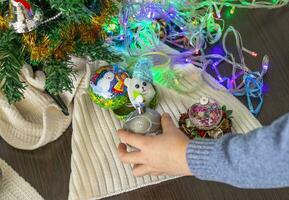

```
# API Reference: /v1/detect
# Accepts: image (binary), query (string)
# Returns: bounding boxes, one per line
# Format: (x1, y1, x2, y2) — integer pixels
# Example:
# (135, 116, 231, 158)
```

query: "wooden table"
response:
(1, 6, 289, 200)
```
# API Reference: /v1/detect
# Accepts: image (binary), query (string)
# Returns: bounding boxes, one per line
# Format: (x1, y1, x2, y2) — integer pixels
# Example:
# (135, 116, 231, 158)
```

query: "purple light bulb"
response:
(119, 35, 124, 40)
(263, 64, 268, 71)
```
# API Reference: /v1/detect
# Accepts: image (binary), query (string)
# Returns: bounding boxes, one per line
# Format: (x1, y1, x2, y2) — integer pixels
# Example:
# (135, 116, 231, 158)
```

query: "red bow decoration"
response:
(14, 0, 32, 11)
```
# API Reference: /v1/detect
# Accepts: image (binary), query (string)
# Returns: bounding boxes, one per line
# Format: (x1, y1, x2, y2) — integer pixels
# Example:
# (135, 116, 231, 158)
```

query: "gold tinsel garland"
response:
(22, 22, 104, 62)
(22, 33, 51, 61)
(0, 15, 8, 30)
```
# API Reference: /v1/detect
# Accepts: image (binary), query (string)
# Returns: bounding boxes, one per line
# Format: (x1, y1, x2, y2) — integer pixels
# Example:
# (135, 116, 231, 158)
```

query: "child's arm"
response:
(187, 113, 289, 188)
(118, 113, 289, 189)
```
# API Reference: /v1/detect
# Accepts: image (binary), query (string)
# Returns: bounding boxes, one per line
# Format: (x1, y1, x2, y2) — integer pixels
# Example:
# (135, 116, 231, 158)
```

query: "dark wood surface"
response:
(1, 6, 289, 200)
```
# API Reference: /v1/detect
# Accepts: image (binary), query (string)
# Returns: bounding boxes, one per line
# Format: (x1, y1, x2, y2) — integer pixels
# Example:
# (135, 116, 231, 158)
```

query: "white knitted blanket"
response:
(68, 62, 262, 199)
(0, 56, 88, 150)
(0, 53, 262, 199)
(0, 57, 87, 199)
(0, 158, 43, 200)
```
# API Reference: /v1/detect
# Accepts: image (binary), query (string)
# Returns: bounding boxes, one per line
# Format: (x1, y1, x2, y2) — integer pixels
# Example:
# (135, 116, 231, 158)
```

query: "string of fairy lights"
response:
(100, 0, 288, 115)
(2, 0, 287, 114)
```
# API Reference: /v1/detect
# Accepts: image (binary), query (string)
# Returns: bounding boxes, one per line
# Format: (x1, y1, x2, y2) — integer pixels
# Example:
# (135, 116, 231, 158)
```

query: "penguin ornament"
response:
(123, 58, 162, 139)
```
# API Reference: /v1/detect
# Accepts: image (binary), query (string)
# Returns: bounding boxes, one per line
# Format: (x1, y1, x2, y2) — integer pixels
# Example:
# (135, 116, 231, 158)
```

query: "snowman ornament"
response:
(95, 71, 115, 98)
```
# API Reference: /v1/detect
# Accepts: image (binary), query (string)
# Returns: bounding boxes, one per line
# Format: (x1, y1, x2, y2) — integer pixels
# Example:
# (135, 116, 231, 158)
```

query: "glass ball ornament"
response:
(88, 65, 130, 109)
(123, 108, 162, 136)
(187, 97, 222, 130)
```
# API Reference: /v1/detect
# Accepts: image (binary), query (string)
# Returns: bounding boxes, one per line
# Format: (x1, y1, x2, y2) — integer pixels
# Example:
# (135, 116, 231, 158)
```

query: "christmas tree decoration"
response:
(123, 107, 162, 137)
(188, 97, 223, 130)
(9, 0, 43, 34)
(88, 65, 130, 109)
(106, 0, 287, 115)
(124, 57, 157, 109)
(0, 15, 8, 30)
(0, 0, 122, 105)
(112, 57, 159, 121)
(0, 29, 26, 103)
(0, 0, 287, 115)
(122, 57, 162, 149)
(179, 97, 233, 139)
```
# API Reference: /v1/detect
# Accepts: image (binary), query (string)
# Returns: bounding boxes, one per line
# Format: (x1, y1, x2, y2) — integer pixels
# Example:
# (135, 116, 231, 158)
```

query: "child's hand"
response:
(117, 113, 192, 177)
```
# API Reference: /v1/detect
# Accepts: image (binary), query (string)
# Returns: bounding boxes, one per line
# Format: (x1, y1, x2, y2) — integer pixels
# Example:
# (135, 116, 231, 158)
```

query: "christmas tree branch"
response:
(47, 0, 91, 22)
(0, 1, 8, 13)
(0, 0, 121, 105)
(74, 41, 123, 63)
(0, 30, 26, 103)
(44, 60, 74, 95)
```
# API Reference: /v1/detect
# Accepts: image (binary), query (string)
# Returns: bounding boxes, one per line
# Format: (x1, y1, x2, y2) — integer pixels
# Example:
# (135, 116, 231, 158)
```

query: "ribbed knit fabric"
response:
(0, 45, 262, 199)
(0, 158, 43, 200)
(0, 57, 89, 199)
(68, 60, 262, 199)
(186, 139, 217, 179)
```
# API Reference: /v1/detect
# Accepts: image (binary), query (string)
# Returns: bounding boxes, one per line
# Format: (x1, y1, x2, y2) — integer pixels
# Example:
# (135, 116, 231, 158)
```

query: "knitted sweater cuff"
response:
(186, 139, 218, 180)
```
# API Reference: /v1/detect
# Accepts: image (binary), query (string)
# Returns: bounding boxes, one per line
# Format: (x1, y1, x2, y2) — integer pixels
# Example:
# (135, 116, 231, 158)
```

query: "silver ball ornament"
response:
(123, 108, 162, 136)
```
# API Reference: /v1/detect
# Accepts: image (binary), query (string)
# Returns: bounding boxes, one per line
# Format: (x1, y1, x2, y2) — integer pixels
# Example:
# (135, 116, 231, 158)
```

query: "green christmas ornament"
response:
(88, 65, 130, 109)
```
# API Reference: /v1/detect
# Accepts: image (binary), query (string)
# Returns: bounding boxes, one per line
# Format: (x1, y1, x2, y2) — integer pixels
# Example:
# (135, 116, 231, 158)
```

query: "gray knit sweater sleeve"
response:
(186, 113, 289, 189)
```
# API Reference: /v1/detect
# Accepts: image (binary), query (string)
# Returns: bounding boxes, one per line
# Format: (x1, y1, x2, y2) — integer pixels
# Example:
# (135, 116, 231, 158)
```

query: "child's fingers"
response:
(117, 130, 148, 149)
(118, 143, 143, 164)
(161, 113, 175, 133)
(132, 164, 154, 177)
